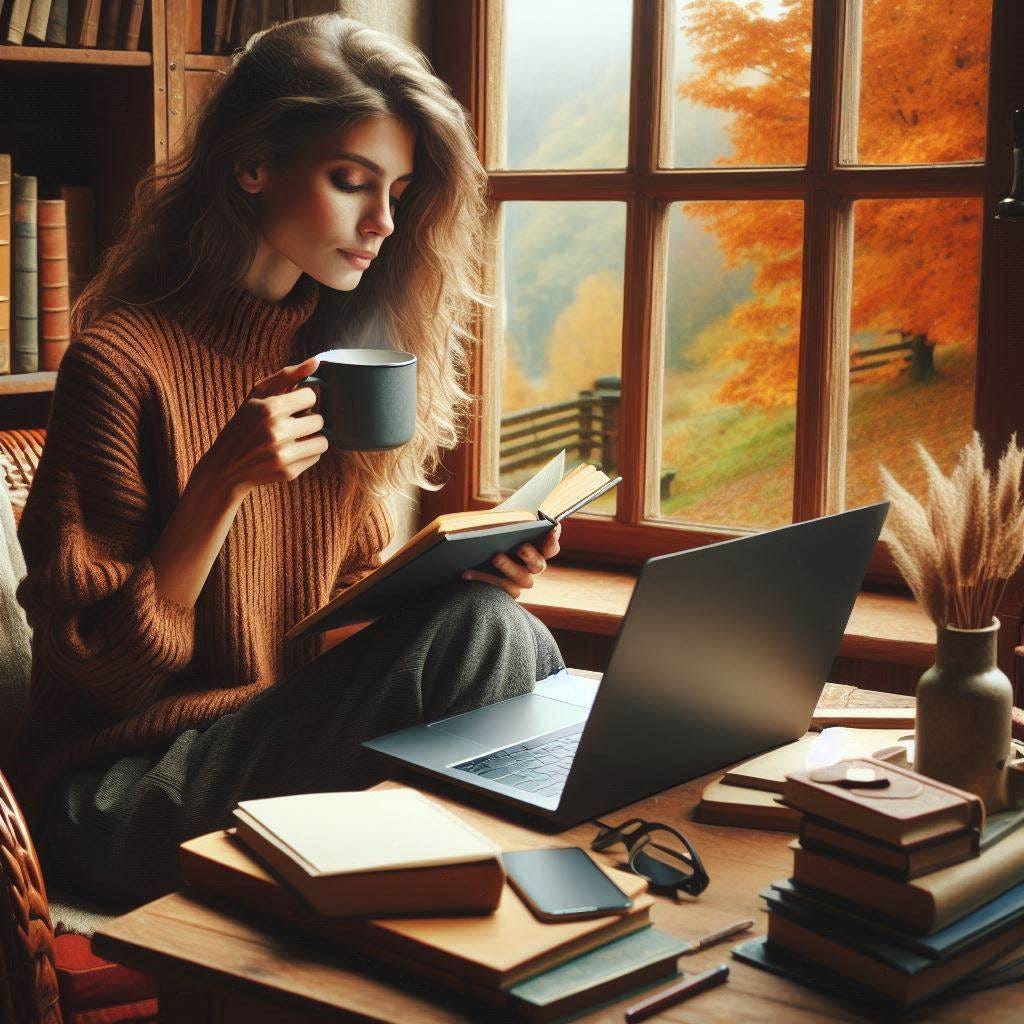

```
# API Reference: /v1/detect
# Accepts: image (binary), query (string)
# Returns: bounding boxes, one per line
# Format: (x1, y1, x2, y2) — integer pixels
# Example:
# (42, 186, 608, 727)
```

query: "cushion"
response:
(0, 428, 45, 525)
(54, 933, 157, 1015)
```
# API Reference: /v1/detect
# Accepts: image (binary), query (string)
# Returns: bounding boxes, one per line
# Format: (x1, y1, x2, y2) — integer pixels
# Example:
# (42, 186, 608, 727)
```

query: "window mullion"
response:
(793, 0, 849, 521)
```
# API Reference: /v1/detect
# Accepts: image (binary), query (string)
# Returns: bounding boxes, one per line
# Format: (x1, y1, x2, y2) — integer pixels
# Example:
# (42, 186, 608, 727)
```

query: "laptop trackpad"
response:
(427, 693, 587, 749)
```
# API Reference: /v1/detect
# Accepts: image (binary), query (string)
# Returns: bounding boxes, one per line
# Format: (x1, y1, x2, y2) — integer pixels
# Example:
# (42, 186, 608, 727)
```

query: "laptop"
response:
(363, 501, 889, 828)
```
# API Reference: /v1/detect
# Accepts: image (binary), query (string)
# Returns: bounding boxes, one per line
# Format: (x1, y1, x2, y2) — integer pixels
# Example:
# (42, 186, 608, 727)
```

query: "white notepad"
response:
(233, 788, 501, 877)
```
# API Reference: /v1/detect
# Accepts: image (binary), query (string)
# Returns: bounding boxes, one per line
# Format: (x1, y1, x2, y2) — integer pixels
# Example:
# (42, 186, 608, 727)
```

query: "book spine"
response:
(122, 0, 142, 48)
(37, 199, 70, 372)
(79, 0, 101, 45)
(97, 0, 120, 47)
(24, 0, 53, 40)
(5, 0, 33, 43)
(44, 0, 68, 42)
(0, 155, 10, 374)
(59, 184, 96, 309)
(11, 174, 38, 374)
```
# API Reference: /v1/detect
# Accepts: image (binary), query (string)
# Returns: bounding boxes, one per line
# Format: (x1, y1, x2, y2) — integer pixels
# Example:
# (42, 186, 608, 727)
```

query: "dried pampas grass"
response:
(880, 432, 1024, 630)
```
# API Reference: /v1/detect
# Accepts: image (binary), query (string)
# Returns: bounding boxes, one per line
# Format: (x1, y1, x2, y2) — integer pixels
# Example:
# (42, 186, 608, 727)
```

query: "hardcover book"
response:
(789, 822, 1024, 934)
(11, 174, 37, 374)
(286, 451, 620, 641)
(781, 757, 984, 847)
(180, 829, 654, 997)
(231, 788, 505, 917)
(0, 155, 10, 375)
(37, 199, 70, 372)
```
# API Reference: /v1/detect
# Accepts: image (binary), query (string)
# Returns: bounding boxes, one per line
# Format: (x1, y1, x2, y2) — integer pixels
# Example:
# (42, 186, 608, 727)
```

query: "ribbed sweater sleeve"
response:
(16, 333, 196, 717)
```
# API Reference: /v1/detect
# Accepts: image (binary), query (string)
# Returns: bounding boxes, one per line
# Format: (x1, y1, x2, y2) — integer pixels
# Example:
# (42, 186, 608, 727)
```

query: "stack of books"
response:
(181, 785, 688, 1021)
(1, 157, 95, 375)
(733, 757, 1024, 1010)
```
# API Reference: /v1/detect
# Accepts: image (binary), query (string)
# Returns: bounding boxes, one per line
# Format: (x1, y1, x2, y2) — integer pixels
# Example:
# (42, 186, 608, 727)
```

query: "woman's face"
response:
(237, 114, 416, 300)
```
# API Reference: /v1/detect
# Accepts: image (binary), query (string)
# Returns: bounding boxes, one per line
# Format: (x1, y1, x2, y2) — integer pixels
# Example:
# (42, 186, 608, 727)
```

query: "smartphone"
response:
(503, 847, 633, 922)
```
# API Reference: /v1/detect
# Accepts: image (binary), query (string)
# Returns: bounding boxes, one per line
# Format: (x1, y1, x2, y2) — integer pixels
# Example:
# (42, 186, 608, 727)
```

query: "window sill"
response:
(519, 563, 935, 669)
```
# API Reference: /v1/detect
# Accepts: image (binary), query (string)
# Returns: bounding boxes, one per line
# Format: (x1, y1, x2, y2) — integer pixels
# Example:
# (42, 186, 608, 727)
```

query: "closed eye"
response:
(333, 180, 401, 207)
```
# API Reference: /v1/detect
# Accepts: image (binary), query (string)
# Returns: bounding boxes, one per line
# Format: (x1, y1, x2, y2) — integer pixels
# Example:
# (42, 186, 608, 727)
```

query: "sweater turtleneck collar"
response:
(188, 273, 320, 365)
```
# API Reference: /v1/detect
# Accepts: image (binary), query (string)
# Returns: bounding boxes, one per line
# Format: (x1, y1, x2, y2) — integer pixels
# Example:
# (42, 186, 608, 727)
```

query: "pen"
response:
(680, 918, 753, 954)
(624, 963, 730, 1023)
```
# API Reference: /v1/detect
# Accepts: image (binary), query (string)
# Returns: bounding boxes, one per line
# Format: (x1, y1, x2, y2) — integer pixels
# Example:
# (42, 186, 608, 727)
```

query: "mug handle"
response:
(300, 374, 333, 441)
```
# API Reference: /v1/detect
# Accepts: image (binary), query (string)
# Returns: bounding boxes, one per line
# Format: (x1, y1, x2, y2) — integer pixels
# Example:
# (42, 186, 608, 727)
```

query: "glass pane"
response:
(853, 1, 992, 165)
(845, 198, 980, 508)
(657, 200, 803, 527)
(498, 0, 632, 169)
(498, 201, 626, 511)
(668, 0, 811, 167)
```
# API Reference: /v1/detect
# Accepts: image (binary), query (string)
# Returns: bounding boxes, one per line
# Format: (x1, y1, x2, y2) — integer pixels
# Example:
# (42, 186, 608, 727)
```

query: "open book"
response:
(287, 452, 620, 641)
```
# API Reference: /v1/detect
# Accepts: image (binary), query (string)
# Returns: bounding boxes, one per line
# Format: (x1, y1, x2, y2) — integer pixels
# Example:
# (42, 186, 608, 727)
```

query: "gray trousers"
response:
(35, 581, 564, 906)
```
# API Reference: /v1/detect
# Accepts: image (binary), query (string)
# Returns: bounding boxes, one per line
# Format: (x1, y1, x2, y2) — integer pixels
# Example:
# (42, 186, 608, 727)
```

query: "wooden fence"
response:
(850, 332, 934, 381)
(499, 376, 620, 476)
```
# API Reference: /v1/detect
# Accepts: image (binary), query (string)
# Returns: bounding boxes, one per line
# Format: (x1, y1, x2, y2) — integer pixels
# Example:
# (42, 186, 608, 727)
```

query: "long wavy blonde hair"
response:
(73, 14, 487, 499)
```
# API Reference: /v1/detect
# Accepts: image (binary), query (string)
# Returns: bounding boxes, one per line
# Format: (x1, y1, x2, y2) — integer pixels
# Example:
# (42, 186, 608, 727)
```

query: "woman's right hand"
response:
(197, 355, 329, 502)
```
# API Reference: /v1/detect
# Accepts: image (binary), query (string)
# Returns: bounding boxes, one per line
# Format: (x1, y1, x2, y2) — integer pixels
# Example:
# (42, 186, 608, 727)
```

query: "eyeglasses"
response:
(590, 817, 710, 900)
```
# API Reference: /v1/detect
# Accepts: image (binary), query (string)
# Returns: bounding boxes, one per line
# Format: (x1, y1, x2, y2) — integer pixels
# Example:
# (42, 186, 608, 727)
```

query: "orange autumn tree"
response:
(678, 0, 988, 409)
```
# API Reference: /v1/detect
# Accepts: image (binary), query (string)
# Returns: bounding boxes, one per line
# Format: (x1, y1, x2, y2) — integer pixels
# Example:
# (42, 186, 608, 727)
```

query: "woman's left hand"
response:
(462, 523, 561, 599)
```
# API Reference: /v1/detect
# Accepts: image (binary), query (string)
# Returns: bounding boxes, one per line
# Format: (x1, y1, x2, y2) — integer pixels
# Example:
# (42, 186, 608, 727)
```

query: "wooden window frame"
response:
(427, 0, 1024, 584)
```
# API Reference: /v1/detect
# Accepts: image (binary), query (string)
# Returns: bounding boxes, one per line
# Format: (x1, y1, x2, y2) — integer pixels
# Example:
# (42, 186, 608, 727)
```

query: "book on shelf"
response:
(286, 450, 621, 641)
(11, 174, 38, 374)
(4, 0, 32, 42)
(97, 0, 121, 48)
(0, 155, 10, 375)
(24, 0, 53, 40)
(790, 821, 1024, 934)
(507, 927, 687, 1024)
(44, 0, 68, 43)
(59, 185, 96, 309)
(69, 0, 102, 46)
(180, 828, 655, 1003)
(37, 199, 70, 372)
(231, 788, 505, 917)
(780, 756, 984, 847)
(122, 0, 144, 49)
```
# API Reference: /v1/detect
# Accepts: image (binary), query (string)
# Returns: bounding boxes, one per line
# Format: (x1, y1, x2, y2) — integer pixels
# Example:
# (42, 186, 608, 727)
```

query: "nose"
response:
(360, 193, 395, 240)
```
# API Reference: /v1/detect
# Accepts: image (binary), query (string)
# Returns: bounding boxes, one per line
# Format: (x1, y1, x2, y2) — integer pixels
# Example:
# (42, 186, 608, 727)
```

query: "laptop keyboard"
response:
(452, 724, 583, 797)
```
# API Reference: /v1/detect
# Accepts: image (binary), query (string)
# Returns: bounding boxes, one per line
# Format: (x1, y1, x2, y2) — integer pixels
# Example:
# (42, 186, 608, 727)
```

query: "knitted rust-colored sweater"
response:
(14, 274, 391, 807)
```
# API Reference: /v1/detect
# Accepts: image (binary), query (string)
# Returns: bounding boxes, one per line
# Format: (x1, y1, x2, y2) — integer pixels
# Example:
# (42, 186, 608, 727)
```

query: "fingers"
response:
(251, 355, 320, 399)
(461, 570, 521, 599)
(284, 412, 326, 441)
(491, 552, 536, 589)
(540, 523, 562, 560)
(515, 543, 547, 574)
(268, 386, 320, 418)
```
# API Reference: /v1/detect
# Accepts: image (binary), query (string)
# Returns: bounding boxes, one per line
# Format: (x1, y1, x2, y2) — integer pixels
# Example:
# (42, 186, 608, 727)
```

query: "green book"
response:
(507, 926, 687, 1023)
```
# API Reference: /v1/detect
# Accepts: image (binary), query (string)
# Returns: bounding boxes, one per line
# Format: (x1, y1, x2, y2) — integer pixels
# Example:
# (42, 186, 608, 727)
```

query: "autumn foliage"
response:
(677, 0, 989, 410)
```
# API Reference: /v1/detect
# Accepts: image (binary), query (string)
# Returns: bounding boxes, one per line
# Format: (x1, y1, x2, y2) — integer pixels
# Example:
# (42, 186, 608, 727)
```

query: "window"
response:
(429, 1, 1024, 578)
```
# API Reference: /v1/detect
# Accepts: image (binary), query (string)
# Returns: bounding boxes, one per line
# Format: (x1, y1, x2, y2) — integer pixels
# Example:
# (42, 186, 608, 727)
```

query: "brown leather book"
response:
(767, 910, 1024, 1008)
(790, 823, 1024, 933)
(781, 757, 984, 847)
(180, 830, 654, 993)
(696, 777, 801, 832)
(36, 199, 70, 372)
(122, 0, 143, 49)
(800, 816, 979, 881)
(58, 185, 96, 309)
(97, 0, 120, 47)
(0, 155, 11, 375)
(69, 0, 101, 46)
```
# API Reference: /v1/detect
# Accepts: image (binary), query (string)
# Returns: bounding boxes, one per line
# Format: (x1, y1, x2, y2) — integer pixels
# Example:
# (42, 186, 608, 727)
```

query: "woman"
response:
(14, 15, 563, 904)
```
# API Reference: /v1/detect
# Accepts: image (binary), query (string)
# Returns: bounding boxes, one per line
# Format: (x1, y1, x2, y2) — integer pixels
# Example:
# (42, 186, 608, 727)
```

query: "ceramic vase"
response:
(914, 617, 1014, 812)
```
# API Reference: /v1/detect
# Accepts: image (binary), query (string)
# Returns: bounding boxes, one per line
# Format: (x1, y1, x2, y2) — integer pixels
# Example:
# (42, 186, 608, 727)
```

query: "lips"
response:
(339, 249, 374, 270)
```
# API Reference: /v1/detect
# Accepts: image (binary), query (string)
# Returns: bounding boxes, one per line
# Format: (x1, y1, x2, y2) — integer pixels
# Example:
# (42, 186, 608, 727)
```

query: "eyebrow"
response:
(329, 152, 414, 181)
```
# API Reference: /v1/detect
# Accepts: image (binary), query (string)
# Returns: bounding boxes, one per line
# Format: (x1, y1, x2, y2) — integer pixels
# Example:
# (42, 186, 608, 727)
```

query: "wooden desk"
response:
(93, 744, 1022, 1022)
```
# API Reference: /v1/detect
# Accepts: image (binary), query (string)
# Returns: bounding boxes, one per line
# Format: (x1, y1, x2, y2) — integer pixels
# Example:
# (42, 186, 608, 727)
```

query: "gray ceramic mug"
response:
(301, 348, 417, 450)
